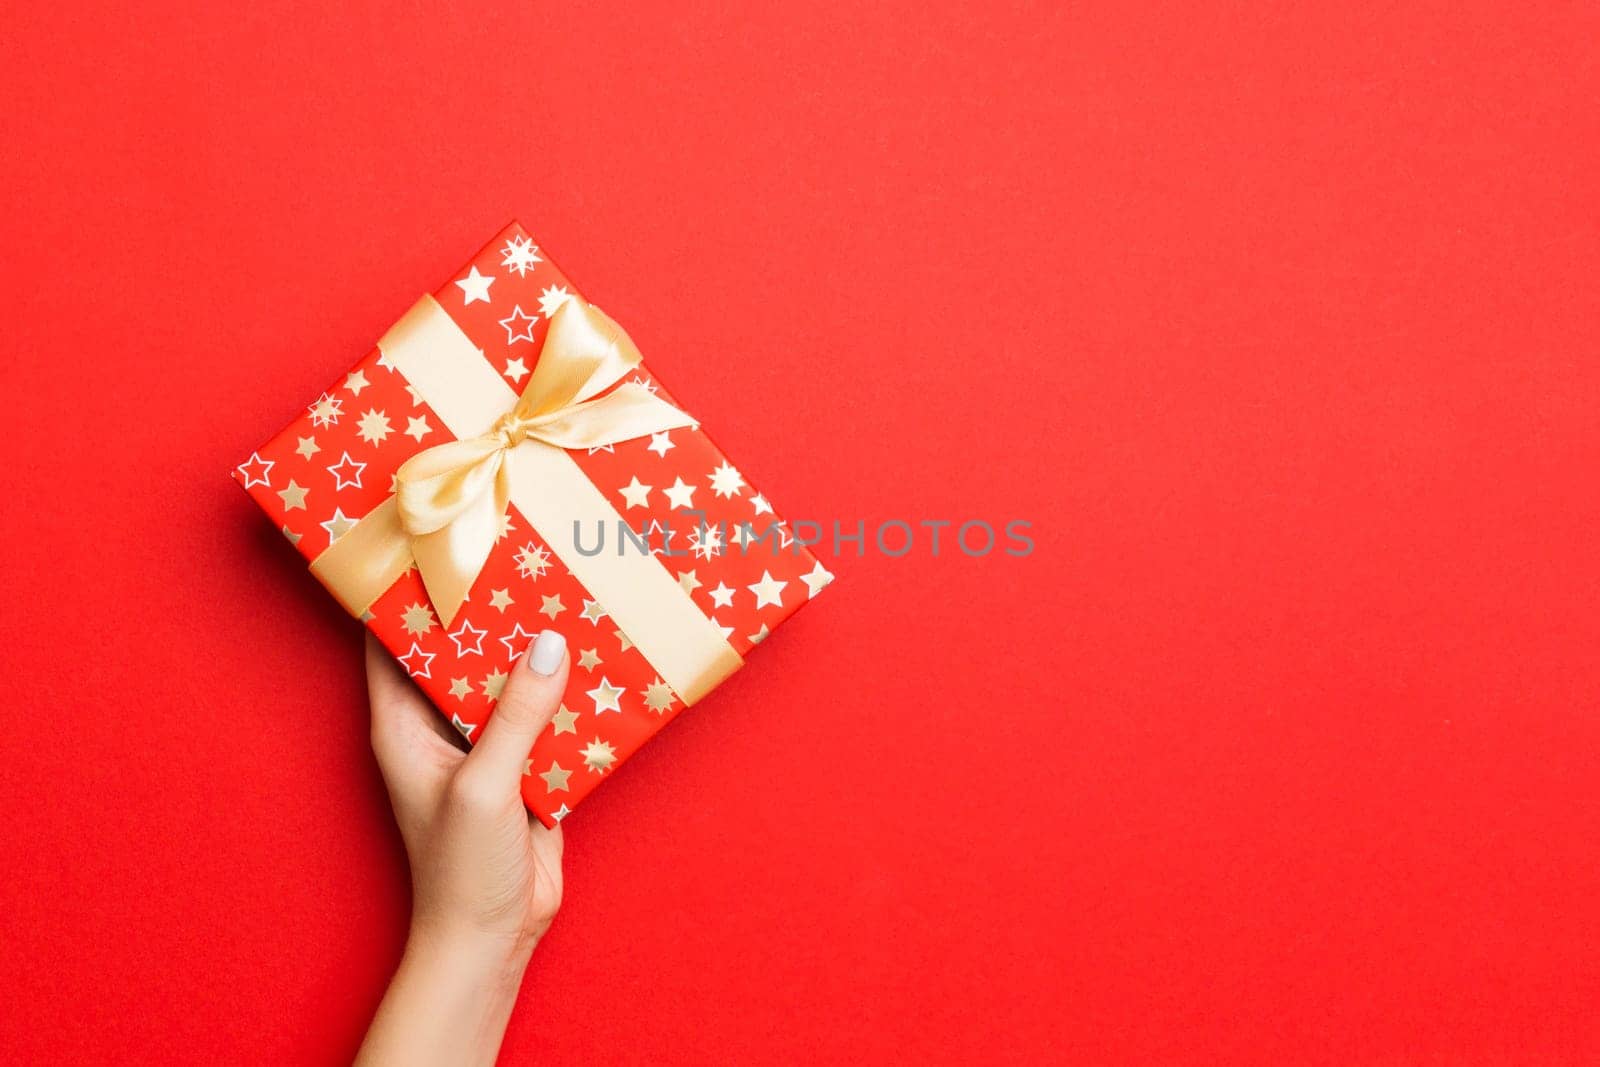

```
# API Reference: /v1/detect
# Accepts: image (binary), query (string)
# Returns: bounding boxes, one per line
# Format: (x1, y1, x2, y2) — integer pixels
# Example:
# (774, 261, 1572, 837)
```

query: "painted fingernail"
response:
(527, 629, 566, 675)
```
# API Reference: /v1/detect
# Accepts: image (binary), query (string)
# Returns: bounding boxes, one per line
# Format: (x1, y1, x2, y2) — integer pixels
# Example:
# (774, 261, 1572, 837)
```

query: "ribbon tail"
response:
(409, 458, 512, 628)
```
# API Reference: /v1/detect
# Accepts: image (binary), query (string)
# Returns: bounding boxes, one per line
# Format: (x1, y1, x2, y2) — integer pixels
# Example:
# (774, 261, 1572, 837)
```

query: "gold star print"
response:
(550, 705, 579, 735)
(277, 480, 309, 511)
(586, 677, 625, 714)
(449, 677, 472, 700)
(345, 369, 370, 395)
(580, 738, 617, 774)
(677, 569, 702, 594)
(281, 525, 301, 547)
(800, 561, 834, 598)
(309, 393, 342, 427)
(579, 599, 607, 624)
(663, 476, 695, 509)
(537, 761, 572, 793)
(747, 570, 789, 610)
(613, 629, 633, 652)
(538, 285, 572, 318)
(514, 543, 552, 580)
(488, 588, 515, 612)
(400, 602, 436, 636)
(403, 416, 431, 442)
(480, 669, 508, 700)
(320, 508, 357, 542)
(497, 514, 515, 541)
(642, 679, 675, 715)
(294, 435, 320, 460)
(708, 461, 744, 498)
(618, 476, 652, 510)
(539, 594, 566, 620)
(577, 648, 602, 671)
(357, 408, 393, 445)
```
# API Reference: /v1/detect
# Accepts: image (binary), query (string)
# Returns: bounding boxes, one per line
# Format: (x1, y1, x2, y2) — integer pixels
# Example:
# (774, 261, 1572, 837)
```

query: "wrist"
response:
(358, 919, 532, 1067)
(404, 917, 535, 993)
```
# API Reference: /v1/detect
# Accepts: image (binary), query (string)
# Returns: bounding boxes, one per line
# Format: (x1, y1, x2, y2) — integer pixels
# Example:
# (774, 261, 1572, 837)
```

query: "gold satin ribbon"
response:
(395, 297, 696, 625)
(309, 293, 744, 704)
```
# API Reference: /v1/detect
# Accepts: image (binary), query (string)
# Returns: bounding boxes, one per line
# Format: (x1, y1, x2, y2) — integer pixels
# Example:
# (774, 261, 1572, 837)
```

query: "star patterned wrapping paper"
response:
(234, 222, 831, 825)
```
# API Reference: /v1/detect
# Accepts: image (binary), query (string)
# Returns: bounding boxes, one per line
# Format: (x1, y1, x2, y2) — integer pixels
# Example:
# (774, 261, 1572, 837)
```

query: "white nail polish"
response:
(528, 629, 566, 675)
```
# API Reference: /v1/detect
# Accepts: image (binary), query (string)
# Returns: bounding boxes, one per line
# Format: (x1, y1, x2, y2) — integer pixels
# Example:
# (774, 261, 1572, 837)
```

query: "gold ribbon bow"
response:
(394, 300, 696, 626)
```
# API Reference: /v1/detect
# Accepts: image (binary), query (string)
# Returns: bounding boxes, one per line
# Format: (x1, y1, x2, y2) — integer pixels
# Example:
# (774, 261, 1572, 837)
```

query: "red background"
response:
(1, 3, 1597, 1063)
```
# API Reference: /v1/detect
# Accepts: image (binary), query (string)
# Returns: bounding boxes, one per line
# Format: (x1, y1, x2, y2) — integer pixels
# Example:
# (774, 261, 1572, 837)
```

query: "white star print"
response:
(708, 462, 744, 498)
(448, 618, 488, 657)
(663, 477, 696, 510)
(499, 306, 539, 344)
(618, 476, 652, 509)
(236, 452, 273, 489)
(328, 452, 366, 491)
(747, 570, 788, 609)
(500, 235, 541, 277)
(800, 561, 834, 598)
(398, 643, 436, 679)
(689, 524, 724, 560)
(647, 431, 675, 458)
(500, 622, 539, 661)
(538, 285, 573, 318)
(455, 266, 495, 304)
(709, 582, 735, 609)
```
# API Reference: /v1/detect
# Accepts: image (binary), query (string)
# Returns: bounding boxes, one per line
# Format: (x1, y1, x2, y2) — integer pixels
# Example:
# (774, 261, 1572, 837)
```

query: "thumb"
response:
(466, 628, 569, 789)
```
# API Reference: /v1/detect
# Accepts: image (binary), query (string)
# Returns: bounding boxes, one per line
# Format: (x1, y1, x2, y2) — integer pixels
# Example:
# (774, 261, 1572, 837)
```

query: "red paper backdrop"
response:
(2, 3, 1597, 1063)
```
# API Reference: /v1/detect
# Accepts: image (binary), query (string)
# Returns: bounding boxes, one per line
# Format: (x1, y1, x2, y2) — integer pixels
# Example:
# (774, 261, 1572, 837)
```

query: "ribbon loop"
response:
(392, 298, 696, 626)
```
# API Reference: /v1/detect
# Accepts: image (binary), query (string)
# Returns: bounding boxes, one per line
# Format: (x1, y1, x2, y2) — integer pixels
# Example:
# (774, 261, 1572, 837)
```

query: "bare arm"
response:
(356, 629, 569, 1067)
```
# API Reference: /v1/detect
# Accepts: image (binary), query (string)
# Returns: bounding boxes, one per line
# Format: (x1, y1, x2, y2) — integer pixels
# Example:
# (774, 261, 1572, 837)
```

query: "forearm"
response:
(355, 926, 532, 1067)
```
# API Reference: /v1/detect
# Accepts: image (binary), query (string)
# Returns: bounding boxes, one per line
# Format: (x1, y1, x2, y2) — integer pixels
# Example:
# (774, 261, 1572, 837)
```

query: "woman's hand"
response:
(356, 627, 569, 1067)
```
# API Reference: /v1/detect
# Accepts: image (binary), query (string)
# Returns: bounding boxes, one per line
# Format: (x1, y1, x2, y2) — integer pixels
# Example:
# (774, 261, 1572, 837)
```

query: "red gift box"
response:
(234, 221, 831, 825)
